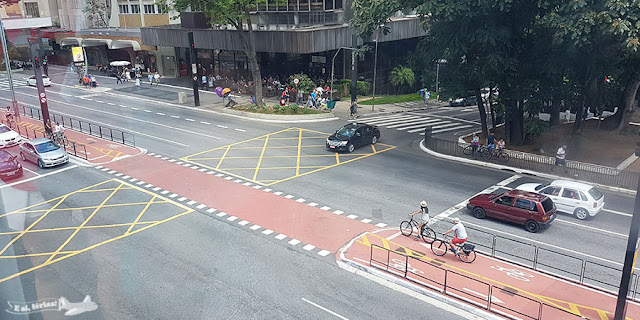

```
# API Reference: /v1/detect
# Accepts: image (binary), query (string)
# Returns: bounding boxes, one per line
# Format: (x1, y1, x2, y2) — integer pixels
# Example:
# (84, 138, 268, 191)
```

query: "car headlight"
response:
(326, 138, 330, 144)
(338, 141, 347, 146)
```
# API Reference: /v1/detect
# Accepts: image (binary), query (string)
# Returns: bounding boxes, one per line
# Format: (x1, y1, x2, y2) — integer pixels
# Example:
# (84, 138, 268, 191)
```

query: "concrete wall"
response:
(119, 14, 169, 27)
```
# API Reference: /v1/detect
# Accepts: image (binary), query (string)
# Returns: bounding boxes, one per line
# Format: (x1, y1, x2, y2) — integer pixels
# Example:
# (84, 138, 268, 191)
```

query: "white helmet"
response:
(452, 217, 460, 223)
(420, 201, 427, 207)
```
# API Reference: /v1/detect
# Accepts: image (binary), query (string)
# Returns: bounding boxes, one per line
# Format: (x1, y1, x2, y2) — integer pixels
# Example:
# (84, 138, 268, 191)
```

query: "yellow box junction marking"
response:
(0, 179, 194, 284)
(182, 127, 396, 186)
(355, 233, 634, 320)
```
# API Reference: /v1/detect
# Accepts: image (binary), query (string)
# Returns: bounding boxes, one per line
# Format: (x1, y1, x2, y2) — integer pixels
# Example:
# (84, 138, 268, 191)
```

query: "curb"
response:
(419, 139, 637, 196)
(336, 230, 501, 320)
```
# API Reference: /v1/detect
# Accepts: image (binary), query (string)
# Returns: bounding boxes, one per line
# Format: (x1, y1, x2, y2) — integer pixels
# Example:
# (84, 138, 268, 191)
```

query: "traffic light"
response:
(42, 56, 47, 65)
(34, 56, 39, 67)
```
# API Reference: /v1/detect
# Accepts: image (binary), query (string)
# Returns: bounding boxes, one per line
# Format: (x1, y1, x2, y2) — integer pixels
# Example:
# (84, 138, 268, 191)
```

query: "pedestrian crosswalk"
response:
(351, 112, 479, 135)
(0, 76, 26, 89)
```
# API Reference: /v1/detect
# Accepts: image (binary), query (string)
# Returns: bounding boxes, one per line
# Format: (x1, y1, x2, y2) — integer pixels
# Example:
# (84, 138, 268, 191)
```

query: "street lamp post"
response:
(330, 46, 355, 101)
(435, 59, 446, 99)
(0, 16, 18, 111)
(372, 30, 379, 111)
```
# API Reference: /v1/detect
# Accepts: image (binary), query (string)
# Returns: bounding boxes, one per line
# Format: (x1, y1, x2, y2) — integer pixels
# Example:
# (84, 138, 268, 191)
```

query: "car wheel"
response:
(473, 207, 486, 219)
(38, 159, 45, 169)
(371, 136, 378, 144)
(525, 220, 540, 233)
(347, 143, 355, 153)
(574, 208, 589, 220)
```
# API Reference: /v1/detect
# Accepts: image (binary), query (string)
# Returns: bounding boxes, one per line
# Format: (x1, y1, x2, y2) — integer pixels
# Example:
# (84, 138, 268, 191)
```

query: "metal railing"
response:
(370, 244, 588, 320)
(426, 222, 640, 301)
(0, 120, 88, 160)
(423, 132, 639, 189)
(18, 104, 136, 147)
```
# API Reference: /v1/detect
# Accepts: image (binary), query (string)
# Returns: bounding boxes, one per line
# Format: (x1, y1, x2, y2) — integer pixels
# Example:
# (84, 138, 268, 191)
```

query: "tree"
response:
(83, 0, 109, 28)
(389, 66, 415, 94)
(163, 0, 265, 107)
(350, 0, 400, 39)
(288, 73, 316, 93)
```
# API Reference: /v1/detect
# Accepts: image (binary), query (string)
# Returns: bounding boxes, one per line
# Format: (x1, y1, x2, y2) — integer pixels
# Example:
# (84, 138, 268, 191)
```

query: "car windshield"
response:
(336, 126, 356, 138)
(0, 152, 10, 161)
(588, 187, 604, 200)
(0, 126, 10, 133)
(541, 198, 554, 213)
(534, 182, 550, 191)
(35, 142, 59, 153)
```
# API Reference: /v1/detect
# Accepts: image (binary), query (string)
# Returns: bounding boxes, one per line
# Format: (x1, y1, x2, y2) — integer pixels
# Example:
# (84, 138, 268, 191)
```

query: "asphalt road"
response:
(0, 64, 636, 318)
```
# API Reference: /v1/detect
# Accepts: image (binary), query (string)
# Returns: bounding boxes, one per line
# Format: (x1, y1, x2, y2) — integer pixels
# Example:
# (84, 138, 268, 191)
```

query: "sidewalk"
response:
(341, 229, 640, 320)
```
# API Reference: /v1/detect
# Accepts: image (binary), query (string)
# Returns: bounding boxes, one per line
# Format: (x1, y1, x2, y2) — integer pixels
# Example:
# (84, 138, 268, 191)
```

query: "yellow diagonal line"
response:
(184, 127, 294, 159)
(0, 220, 159, 236)
(216, 145, 231, 169)
(0, 208, 194, 284)
(296, 128, 302, 176)
(126, 196, 156, 234)
(45, 182, 125, 264)
(253, 134, 270, 181)
(77, 186, 136, 193)
(0, 195, 70, 256)
(0, 250, 78, 259)
(14, 200, 168, 215)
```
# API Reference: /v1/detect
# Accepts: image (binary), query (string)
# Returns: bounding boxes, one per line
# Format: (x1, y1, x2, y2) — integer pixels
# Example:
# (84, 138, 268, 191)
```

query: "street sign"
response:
(72, 47, 84, 62)
(294, 78, 299, 85)
(191, 64, 197, 75)
(40, 97, 46, 103)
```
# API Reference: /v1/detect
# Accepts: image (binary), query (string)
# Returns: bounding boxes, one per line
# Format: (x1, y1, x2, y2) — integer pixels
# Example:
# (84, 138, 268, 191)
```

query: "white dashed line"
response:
(160, 190, 169, 194)
(346, 214, 358, 219)
(296, 198, 306, 203)
(152, 187, 161, 191)
(333, 210, 344, 215)
(375, 223, 388, 228)
(131, 107, 139, 110)
(234, 128, 246, 132)
(317, 250, 331, 257)
(144, 110, 152, 113)
(250, 225, 261, 230)
(303, 244, 315, 251)
(238, 220, 250, 226)
(196, 204, 206, 209)
(361, 219, 372, 223)
(95, 100, 104, 103)
(169, 194, 178, 198)
(217, 125, 228, 128)
(107, 102, 115, 105)
(320, 206, 331, 211)
(285, 195, 295, 199)
(119, 105, 127, 108)
(262, 229, 274, 235)
(129, 178, 138, 182)
(288, 239, 301, 246)
(157, 112, 165, 116)
(186, 118, 195, 122)
(275, 234, 287, 240)
(206, 208, 216, 213)
(227, 216, 238, 221)
(177, 197, 187, 202)
(200, 121, 211, 125)
(216, 212, 227, 217)
(136, 181, 145, 185)
(171, 115, 180, 118)
(186, 200, 197, 205)
(308, 202, 319, 207)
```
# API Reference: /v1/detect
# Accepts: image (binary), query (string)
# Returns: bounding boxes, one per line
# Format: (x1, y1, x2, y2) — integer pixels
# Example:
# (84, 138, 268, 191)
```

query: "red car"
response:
(466, 189, 556, 233)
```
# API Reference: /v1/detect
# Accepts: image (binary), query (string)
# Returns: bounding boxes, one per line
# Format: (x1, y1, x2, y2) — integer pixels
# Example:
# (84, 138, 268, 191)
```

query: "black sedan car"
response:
(326, 123, 380, 153)
(0, 150, 23, 180)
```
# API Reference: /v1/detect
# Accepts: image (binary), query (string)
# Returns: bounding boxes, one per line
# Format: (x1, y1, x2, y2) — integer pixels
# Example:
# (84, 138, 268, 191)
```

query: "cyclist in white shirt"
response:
(442, 217, 468, 255)
(54, 122, 65, 141)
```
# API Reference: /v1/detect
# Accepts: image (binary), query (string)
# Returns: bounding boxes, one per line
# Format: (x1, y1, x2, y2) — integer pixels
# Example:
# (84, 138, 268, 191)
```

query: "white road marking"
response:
(386, 232, 402, 240)
(288, 239, 301, 245)
(156, 112, 165, 116)
(0, 165, 78, 190)
(554, 218, 627, 238)
(200, 121, 211, 125)
(602, 208, 632, 217)
(462, 288, 504, 304)
(317, 250, 331, 256)
(496, 175, 522, 186)
(107, 102, 115, 105)
(131, 107, 139, 110)
(119, 105, 127, 107)
(171, 115, 180, 118)
(234, 128, 246, 132)
(185, 118, 195, 122)
(144, 110, 152, 113)
(217, 125, 228, 128)
(301, 298, 349, 320)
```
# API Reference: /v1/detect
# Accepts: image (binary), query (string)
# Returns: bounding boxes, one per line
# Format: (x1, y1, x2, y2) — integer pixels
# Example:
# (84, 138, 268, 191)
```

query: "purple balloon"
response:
(215, 87, 223, 97)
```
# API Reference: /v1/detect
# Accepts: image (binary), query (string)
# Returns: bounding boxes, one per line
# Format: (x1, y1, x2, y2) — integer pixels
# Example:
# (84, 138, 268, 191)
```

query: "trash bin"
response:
(327, 99, 336, 110)
(178, 92, 187, 103)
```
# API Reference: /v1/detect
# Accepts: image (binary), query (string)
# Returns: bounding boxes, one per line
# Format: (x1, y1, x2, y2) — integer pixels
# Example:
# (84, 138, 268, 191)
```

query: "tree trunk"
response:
(509, 99, 524, 145)
(616, 71, 640, 133)
(550, 97, 560, 127)
(489, 87, 497, 130)
(476, 89, 488, 138)
(238, 14, 263, 107)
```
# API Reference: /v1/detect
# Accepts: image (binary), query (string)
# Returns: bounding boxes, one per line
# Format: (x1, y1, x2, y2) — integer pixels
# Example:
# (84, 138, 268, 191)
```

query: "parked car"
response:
(467, 189, 557, 233)
(326, 123, 380, 153)
(0, 149, 22, 179)
(20, 138, 69, 168)
(27, 75, 51, 87)
(515, 180, 604, 220)
(0, 124, 21, 148)
(449, 96, 477, 107)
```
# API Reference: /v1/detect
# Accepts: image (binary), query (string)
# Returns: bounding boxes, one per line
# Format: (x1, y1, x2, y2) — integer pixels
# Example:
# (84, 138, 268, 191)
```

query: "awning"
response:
(112, 40, 142, 51)
(82, 38, 113, 47)
(59, 37, 83, 47)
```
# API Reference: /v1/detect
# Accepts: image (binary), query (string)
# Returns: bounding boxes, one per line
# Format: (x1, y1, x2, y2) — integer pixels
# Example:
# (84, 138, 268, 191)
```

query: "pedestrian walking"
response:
(201, 74, 208, 90)
(350, 99, 359, 119)
(154, 72, 160, 85)
(471, 134, 479, 156)
(116, 74, 123, 84)
(551, 145, 569, 173)
(148, 73, 154, 85)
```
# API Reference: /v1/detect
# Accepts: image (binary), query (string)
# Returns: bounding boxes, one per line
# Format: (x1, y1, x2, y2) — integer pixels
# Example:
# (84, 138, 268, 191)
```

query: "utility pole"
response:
(29, 29, 51, 136)
(614, 149, 640, 319)
(0, 15, 18, 112)
(37, 29, 47, 77)
(188, 32, 200, 107)
(350, 34, 358, 104)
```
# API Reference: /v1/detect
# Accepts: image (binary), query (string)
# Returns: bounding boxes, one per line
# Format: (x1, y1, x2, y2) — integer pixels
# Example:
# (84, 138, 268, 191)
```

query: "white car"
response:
(0, 124, 21, 148)
(515, 180, 604, 220)
(27, 75, 51, 87)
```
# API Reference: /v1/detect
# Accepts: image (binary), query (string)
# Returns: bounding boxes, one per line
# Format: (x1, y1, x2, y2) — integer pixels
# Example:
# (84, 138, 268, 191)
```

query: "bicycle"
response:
(484, 148, 509, 163)
(400, 214, 436, 244)
(430, 235, 477, 263)
(463, 144, 490, 158)
(47, 131, 69, 147)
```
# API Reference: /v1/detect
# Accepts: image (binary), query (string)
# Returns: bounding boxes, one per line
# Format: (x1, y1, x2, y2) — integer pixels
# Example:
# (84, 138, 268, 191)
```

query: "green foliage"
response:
(358, 93, 423, 105)
(357, 81, 371, 95)
(288, 104, 300, 113)
(350, 0, 400, 39)
(389, 66, 415, 94)
(524, 119, 549, 145)
(288, 74, 316, 93)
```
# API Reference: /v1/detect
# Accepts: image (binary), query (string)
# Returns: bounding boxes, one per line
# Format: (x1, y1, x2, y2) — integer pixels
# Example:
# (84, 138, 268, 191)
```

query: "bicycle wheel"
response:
(459, 250, 477, 263)
(420, 226, 436, 244)
(463, 145, 473, 156)
(481, 149, 492, 160)
(498, 152, 509, 163)
(400, 221, 413, 236)
(61, 137, 69, 147)
(431, 240, 448, 256)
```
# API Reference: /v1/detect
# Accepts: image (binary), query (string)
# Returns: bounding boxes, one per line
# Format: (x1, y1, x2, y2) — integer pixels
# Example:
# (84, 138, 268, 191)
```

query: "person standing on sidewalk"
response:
(471, 134, 479, 156)
(201, 74, 208, 90)
(154, 72, 160, 85)
(552, 145, 568, 173)
(350, 99, 359, 119)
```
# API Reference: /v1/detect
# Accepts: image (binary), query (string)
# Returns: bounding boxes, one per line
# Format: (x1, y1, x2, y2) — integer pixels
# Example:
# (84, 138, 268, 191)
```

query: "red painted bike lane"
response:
(103, 154, 374, 253)
(342, 229, 639, 320)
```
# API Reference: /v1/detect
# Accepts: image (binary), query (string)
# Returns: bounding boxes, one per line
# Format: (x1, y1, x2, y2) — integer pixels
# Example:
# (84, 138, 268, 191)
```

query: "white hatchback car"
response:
(515, 180, 604, 220)
(0, 124, 21, 148)
(27, 75, 51, 87)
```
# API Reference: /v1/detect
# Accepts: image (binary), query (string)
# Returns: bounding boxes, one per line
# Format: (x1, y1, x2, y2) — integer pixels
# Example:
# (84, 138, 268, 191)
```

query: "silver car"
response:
(20, 138, 69, 168)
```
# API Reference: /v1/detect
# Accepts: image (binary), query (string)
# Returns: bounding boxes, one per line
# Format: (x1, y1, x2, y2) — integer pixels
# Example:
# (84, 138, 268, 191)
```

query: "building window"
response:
(157, 4, 168, 13)
(131, 4, 140, 14)
(144, 4, 156, 14)
(119, 5, 129, 14)
(24, 2, 40, 18)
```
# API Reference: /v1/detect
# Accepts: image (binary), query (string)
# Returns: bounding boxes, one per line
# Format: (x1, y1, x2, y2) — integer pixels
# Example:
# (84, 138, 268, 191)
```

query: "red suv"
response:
(467, 190, 556, 233)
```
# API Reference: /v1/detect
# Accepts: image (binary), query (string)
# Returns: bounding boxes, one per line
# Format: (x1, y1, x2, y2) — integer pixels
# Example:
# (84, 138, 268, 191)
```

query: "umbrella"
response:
(109, 61, 131, 67)
(215, 87, 223, 97)
(222, 88, 231, 96)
